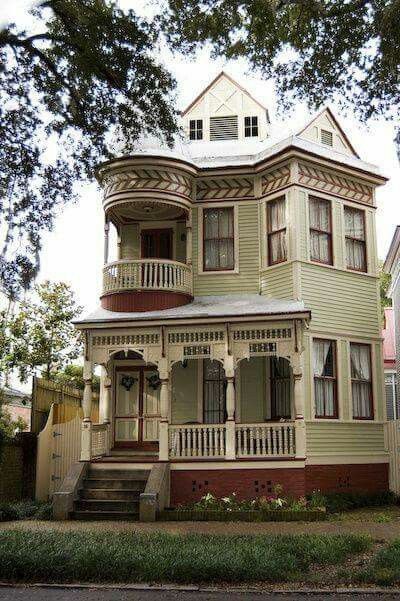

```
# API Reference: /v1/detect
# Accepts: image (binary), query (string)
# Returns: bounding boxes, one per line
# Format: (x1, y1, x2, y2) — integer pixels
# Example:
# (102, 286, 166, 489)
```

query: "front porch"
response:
(76, 300, 310, 466)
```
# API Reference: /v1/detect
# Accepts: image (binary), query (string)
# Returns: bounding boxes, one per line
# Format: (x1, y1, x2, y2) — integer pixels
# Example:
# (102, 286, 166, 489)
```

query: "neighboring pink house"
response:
(382, 307, 397, 419)
(3, 387, 31, 431)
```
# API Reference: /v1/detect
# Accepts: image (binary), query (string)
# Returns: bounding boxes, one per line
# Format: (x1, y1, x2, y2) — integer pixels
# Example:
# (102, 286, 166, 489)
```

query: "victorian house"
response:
(67, 72, 388, 519)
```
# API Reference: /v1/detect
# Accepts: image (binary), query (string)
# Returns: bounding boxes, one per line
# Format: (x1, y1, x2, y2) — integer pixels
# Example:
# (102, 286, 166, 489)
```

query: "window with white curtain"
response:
(267, 197, 287, 265)
(309, 197, 332, 264)
(344, 207, 367, 272)
(350, 343, 373, 419)
(313, 339, 338, 418)
(203, 207, 234, 271)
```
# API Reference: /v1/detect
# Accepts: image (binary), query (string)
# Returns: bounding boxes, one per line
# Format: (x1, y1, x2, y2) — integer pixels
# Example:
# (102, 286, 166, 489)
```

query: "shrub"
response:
(0, 500, 53, 522)
(323, 491, 398, 514)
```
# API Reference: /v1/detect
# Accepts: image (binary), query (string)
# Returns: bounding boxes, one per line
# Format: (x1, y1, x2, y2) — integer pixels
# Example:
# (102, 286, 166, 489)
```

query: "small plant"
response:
(374, 513, 392, 523)
(0, 500, 53, 522)
(308, 490, 328, 510)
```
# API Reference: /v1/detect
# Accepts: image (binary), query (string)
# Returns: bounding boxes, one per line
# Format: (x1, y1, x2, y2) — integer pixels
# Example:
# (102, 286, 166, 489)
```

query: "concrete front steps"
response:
(70, 467, 150, 521)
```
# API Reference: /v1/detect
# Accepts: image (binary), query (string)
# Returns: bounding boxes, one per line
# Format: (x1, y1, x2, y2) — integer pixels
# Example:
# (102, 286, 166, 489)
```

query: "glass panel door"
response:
(143, 369, 161, 441)
(114, 370, 140, 443)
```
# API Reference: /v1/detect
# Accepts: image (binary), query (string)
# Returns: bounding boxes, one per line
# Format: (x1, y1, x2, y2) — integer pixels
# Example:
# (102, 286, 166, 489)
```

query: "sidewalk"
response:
(2, 519, 400, 540)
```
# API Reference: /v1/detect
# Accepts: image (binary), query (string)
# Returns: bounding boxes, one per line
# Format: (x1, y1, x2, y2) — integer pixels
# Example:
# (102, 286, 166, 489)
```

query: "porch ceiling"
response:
(75, 294, 310, 327)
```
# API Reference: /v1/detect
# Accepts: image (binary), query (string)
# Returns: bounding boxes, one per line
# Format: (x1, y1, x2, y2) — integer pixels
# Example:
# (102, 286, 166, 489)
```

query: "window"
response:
(313, 339, 338, 418)
(385, 373, 398, 420)
(189, 119, 203, 140)
(309, 196, 332, 265)
(203, 207, 235, 271)
(350, 343, 373, 419)
(344, 207, 367, 272)
(203, 359, 226, 423)
(210, 116, 238, 141)
(321, 129, 333, 146)
(267, 197, 287, 265)
(244, 116, 258, 137)
(270, 357, 291, 419)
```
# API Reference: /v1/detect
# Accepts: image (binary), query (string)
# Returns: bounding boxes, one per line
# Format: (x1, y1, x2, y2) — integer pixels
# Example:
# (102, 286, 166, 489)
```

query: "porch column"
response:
(186, 210, 192, 266)
(104, 219, 109, 265)
(293, 353, 306, 459)
(117, 228, 122, 260)
(81, 359, 93, 461)
(224, 356, 236, 460)
(159, 361, 170, 461)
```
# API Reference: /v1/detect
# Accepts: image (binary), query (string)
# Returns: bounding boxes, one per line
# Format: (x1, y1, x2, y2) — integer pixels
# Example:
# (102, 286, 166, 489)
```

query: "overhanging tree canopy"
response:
(162, 0, 400, 143)
(0, 0, 179, 299)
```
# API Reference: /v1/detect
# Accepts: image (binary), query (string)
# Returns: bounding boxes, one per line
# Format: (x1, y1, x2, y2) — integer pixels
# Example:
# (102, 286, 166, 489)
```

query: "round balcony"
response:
(101, 259, 193, 312)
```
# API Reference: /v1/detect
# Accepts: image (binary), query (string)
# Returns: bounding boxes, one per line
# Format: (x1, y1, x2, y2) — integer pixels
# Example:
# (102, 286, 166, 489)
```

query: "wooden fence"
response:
(31, 377, 99, 433)
(385, 420, 400, 494)
(35, 402, 99, 501)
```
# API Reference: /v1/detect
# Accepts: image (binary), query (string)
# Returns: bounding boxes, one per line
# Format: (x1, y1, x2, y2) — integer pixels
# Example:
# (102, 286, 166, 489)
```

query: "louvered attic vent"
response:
(210, 116, 239, 141)
(321, 129, 333, 146)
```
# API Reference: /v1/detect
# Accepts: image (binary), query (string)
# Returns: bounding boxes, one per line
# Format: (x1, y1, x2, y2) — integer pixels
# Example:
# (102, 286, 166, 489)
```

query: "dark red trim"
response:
(101, 290, 193, 312)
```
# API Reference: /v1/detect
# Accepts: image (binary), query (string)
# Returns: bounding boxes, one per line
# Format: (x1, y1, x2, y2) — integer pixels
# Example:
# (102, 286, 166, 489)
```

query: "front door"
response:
(114, 367, 161, 449)
(141, 229, 173, 260)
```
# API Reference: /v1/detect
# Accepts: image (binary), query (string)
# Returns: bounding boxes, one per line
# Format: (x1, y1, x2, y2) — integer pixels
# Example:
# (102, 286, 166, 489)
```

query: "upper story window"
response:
(309, 196, 332, 265)
(350, 343, 373, 419)
(313, 339, 338, 418)
(189, 119, 203, 140)
(244, 116, 258, 137)
(210, 116, 238, 141)
(344, 206, 366, 272)
(321, 129, 333, 146)
(267, 197, 286, 265)
(203, 207, 234, 271)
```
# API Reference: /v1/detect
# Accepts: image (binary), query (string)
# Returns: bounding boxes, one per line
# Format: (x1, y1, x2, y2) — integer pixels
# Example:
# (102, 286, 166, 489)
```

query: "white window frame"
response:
(197, 202, 239, 275)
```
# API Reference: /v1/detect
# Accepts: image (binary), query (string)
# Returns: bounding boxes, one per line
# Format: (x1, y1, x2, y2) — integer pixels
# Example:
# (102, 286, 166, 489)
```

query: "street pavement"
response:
(1, 588, 400, 601)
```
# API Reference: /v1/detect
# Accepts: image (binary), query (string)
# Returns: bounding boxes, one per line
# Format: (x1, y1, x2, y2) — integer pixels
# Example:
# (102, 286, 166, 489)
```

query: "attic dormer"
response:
(297, 108, 359, 157)
(182, 71, 270, 143)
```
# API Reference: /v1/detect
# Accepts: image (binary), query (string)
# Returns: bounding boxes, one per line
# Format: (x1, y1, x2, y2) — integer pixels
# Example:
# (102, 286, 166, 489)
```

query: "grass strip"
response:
(0, 530, 371, 584)
(357, 539, 400, 586)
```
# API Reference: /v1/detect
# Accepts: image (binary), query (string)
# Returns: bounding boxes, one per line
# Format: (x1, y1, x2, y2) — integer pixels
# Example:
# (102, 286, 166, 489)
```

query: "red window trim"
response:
(203, 207, 235, 272)
(344, 206, 367, 273)
(350, 342, 374, 420)
(313, 338, 338, 419)
(266, 197, 287, 266)
(309, 196, 333, 266)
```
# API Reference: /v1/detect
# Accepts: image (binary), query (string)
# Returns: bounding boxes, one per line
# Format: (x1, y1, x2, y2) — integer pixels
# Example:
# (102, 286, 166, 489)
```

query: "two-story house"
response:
(72, 72, 388, 518)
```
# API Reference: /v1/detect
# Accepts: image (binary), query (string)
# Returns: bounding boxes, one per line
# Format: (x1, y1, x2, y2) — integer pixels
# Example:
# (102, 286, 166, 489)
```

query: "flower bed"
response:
(160, 488, 327, 522)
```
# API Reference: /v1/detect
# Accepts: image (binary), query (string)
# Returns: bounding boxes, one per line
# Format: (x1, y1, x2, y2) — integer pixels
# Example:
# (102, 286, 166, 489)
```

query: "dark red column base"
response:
(170, 463, 389, 506)
(100, 290, 193, 312)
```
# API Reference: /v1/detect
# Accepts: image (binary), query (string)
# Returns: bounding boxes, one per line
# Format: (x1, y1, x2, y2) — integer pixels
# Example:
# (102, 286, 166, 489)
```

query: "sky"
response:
(4, 0, 400, 316)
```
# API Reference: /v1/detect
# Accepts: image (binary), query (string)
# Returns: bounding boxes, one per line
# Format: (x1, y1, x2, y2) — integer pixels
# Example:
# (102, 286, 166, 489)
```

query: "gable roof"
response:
(181, 70, 268, 116)
(297, 107, 360, 158)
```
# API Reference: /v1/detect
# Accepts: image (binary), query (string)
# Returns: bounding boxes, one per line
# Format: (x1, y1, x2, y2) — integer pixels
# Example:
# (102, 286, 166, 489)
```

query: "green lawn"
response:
(0, 530, 371, 584)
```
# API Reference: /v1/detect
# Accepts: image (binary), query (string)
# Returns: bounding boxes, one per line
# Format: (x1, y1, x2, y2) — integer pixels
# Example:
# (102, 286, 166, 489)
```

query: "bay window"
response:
(309, 196, 332, 264)
(313, 339, 338, 418)
(267, 197, 287, 265)
(350, 343, 373, 419)
(345, 207, 367, 272)
(203, 207, 234, 271)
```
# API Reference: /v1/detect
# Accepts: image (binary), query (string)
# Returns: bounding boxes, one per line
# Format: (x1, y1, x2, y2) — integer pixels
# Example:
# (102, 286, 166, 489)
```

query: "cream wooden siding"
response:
(120, 224, 140, 260)
(300, 263, 380, 337)
(260, 263, 294, 299)
(192, 203, 259, 295)
(171, 361, 198, 424)
(238, 357, 266, 423)
(306, 422, 386, 455)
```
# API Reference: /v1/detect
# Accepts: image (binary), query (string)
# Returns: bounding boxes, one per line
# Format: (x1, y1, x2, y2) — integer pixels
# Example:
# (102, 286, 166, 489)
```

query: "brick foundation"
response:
(170, 462, 389, 506)
(305, 463, 389, 495)
(171, 467, 306, 506)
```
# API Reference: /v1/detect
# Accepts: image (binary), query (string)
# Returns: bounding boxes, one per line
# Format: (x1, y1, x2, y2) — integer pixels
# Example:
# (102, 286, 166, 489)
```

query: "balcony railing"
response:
(103, 259, 193, 296)
(169, 424, 226, 459)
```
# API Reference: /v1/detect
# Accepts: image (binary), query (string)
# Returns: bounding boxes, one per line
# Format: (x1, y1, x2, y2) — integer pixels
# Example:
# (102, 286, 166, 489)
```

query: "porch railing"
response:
(235, 423, 295, 458)
(169, 424, 226, 459)
(91, 423, 110, 458)
(103, 259, 193, 296)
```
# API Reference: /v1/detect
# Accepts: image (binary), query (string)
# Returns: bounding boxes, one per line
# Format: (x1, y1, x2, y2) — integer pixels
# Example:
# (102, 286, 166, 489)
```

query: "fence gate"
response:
(35, 403, 97, 500)
(384, 420, 400, 494)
